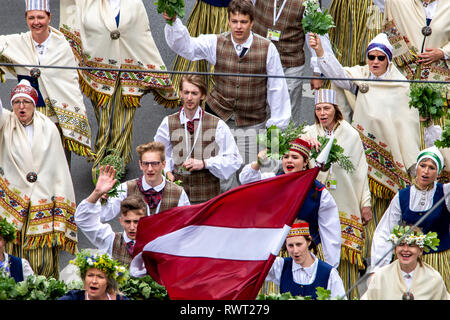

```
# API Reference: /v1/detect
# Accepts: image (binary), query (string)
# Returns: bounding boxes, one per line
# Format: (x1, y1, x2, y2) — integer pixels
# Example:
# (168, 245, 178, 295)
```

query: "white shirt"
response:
(1, 252, 34, 279)
(239, 164, 342, 268)
(74, 199, 133, 257)
(154, 107, 243, 180)
(32, 30, 52, 63)
(108, 0, 121, 17)
(164, 18, 291, 130)
(98, 175, 190, 223)
(401, 270, 415, 290)
(265, 253, 347, 299)
(370, 182, 450, 271)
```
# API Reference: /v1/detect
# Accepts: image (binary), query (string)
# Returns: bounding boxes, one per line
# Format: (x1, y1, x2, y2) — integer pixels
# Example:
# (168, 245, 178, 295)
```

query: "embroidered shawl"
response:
(59, 0, 179, 108)
(383, 0, 450, 81)
(333, 63, 420, 199)
(303, 121, 371, 268)
(0, 27, 94, 159)
(0, 109, 77, 254)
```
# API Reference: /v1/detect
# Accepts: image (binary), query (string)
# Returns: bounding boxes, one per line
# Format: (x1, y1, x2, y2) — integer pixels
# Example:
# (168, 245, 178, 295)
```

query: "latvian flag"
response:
(130, 167, 320, 300)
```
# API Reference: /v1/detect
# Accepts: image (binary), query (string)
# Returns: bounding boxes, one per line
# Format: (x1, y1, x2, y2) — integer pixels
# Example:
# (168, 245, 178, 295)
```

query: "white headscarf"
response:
(416, 146, 444, 174)
(366, 33, 394, 62)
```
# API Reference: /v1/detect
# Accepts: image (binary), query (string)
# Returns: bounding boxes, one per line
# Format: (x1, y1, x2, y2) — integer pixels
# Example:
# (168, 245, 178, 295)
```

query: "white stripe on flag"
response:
(142, 225, 291, 261)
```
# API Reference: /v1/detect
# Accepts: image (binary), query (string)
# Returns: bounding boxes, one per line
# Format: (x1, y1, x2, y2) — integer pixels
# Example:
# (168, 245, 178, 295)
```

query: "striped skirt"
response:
(422, 249, 450, 292)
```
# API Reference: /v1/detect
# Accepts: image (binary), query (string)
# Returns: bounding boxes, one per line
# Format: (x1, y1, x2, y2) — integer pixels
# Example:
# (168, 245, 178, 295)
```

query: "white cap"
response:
(416, 146, 444, 174)
(366, 33, 393, 62)
(25, 0, 50, 12)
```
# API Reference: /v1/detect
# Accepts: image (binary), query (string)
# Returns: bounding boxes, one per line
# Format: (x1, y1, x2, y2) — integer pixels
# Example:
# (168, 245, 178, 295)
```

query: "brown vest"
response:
(127, 178, 183, 214)
(206, 32, 269, 126)
(112, 233, 132, 267)
(253, 0, 306, 68)
(168, 111, 221, 203)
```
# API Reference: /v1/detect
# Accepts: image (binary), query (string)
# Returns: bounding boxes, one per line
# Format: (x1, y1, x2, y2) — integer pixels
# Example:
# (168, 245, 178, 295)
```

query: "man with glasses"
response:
(80, 141, 190, 226)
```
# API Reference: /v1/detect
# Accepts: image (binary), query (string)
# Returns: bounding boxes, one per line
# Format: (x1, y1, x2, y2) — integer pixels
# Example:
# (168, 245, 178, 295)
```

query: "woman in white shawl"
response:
(0, 80, 77, 279)
(302, 89, 372, 299)
(308, 32, 421, 265)
(59, 0, 180, 179)
(362, 225, 449, 300)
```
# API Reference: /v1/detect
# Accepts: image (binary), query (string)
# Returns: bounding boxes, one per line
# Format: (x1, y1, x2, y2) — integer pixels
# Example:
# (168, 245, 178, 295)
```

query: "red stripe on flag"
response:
(142, 252, 276, 300)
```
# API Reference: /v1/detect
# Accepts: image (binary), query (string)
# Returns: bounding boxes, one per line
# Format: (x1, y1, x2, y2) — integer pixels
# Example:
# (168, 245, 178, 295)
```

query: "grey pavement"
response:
(1, 0, 370, 297)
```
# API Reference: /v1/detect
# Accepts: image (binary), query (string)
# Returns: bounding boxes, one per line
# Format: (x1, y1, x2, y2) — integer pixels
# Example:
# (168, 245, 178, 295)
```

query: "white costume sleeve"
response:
(317, 188, 342, 268)
(264, 256, 284, 286)
(178, 189, 191, 207)
(328, 267, 347, 299)
(205, 120, 243, 180)
(74, 199, 116, 256)
(21, 258, 35, 279)
(317, 52, 358, 93)
(154, 116, 175, 173)
(307, 33, 334, 74)
(239, 163, 276, 184)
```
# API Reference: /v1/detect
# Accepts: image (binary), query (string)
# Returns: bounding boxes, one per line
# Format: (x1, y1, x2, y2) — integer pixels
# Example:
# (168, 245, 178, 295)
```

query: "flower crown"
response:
(0, 217, 17, 243)
(70, 250, 129, 284)
(389, 225, 440, 253)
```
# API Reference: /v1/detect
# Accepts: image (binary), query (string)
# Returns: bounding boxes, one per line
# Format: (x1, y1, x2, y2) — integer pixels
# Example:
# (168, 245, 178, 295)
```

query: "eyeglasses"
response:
(12, 100, 33, 106)
(140, 161, 161, 168)
(367, 55, 386, 62)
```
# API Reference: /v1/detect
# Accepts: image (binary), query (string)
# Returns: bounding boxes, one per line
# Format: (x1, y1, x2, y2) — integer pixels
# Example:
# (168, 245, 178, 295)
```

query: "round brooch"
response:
(359, 83, 369, 94)
(110, 30, 121, 40)
(30, 68, 41, 78)
(422, 26, 432, 37)
(26, 172, 37, 183)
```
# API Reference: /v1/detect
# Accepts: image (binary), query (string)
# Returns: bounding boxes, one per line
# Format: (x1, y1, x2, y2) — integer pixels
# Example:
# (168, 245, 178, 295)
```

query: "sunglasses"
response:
(367, 55, 386, 62)
(140, 161, 161, 168)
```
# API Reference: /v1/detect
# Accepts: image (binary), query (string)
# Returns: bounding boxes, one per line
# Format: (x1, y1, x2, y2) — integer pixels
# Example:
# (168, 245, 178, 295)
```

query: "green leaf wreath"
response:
(409, 82, 449, 123)
(302, 0, 336, 36)
(154, 0, 185, 26)
(93, 148, 125, 204)
(310, 136, 355, 174)
(257, 121, 306, 160)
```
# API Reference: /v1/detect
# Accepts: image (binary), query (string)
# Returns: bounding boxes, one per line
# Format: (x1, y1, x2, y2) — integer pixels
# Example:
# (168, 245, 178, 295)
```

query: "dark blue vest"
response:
(8, 254, 24, 283)
(399, 183, 450, 253)
(279, 257, 332, 299)
(201, 0, 231, 7)
(296, 180, 325, 245)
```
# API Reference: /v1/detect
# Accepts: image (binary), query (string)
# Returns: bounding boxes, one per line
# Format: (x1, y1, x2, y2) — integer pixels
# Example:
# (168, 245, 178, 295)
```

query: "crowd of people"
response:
(0, 0, 448, 300)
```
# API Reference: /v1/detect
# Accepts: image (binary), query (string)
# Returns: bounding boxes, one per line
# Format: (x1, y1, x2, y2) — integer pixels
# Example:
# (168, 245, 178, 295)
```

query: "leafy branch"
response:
(93, 149, 125, 204)
(302, 0, 336, 36)
(409, 82, 448, 123)
(154, 0, 185, 26)
(310, 136, 355, 174)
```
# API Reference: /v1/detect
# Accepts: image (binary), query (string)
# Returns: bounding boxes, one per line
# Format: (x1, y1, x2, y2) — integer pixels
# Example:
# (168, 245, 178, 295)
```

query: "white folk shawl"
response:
(0, 109, 77, 254)
(59, 0, 179, 108)
(361, 259, 450, 300)
(303, 120, 371, 268)
(333, 63, 420, 199)
(0, 27, 94, 159)
(383, 0, 450, 81)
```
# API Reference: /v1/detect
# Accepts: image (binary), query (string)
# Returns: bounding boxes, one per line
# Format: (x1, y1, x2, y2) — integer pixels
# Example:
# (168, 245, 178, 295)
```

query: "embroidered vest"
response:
(112, 233, 132, 267)
(127, 178, 183, 214)
(399, 184, 450, 253)
(168, 112, 221, 202)
(206, 32, 269, 126)
(9, 254, 24, 283)
(280, 257, 332, 299)
(253, 0, 306, 67)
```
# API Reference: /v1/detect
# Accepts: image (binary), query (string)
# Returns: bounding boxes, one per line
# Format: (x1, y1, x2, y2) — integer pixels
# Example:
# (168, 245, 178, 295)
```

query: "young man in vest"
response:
(163, 0, 291, 188)
(89, 141, 190, 224)
(0, 218, 34, 282)
(75, 194, 147, 267)
(154, 75, 243, 203)
(251, 0, 334, 124)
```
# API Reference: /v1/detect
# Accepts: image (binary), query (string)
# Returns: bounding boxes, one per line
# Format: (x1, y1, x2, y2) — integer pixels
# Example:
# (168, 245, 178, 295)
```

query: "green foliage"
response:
(93, 148, 125, 204)
(0, 217, 17, 242)
(0, 274, 16, 300)
(119, 275, 169, 300)
(310, 136, 355, 173)
(256, 287, 335, 300)
(257, 121, 306, 160)
(409, 82, 448, 122)
(302, 0, 335, 35)
(154, 0, 185, 26)
(434, 119, 450, 148)
(12, 275, 68, 300)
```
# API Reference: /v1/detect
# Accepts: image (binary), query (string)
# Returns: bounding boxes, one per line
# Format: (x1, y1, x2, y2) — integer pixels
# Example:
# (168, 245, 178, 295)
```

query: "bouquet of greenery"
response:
(256, 287, 337, 300)
(409, 82, 448, 123)
(119, 275, 169, 300)
(302, 0, 336, 36)
(13, 275, 69, 300)
(93, 148, 125, 205)
(434, 118, 450, 148)
(310, 136, 355, 173)
(154, 0, 185, 26)
(257, 121, 306, 160)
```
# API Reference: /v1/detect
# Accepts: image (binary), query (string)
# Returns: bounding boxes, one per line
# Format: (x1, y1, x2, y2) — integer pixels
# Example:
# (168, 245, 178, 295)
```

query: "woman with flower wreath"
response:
(0, 218, 34, 283)
(59, 250, 130, 301)
(239, 137, 341, 294)
(362, 225, 448, 300)
(370, 146, 450, 291)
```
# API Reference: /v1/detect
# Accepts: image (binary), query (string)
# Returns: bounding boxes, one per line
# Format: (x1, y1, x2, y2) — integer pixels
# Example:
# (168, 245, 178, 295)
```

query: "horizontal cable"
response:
(1, 62, 449, 85)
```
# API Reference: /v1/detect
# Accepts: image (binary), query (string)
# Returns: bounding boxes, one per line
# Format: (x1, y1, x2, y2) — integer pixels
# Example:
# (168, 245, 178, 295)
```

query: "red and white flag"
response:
(130, 167, 320, 300)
